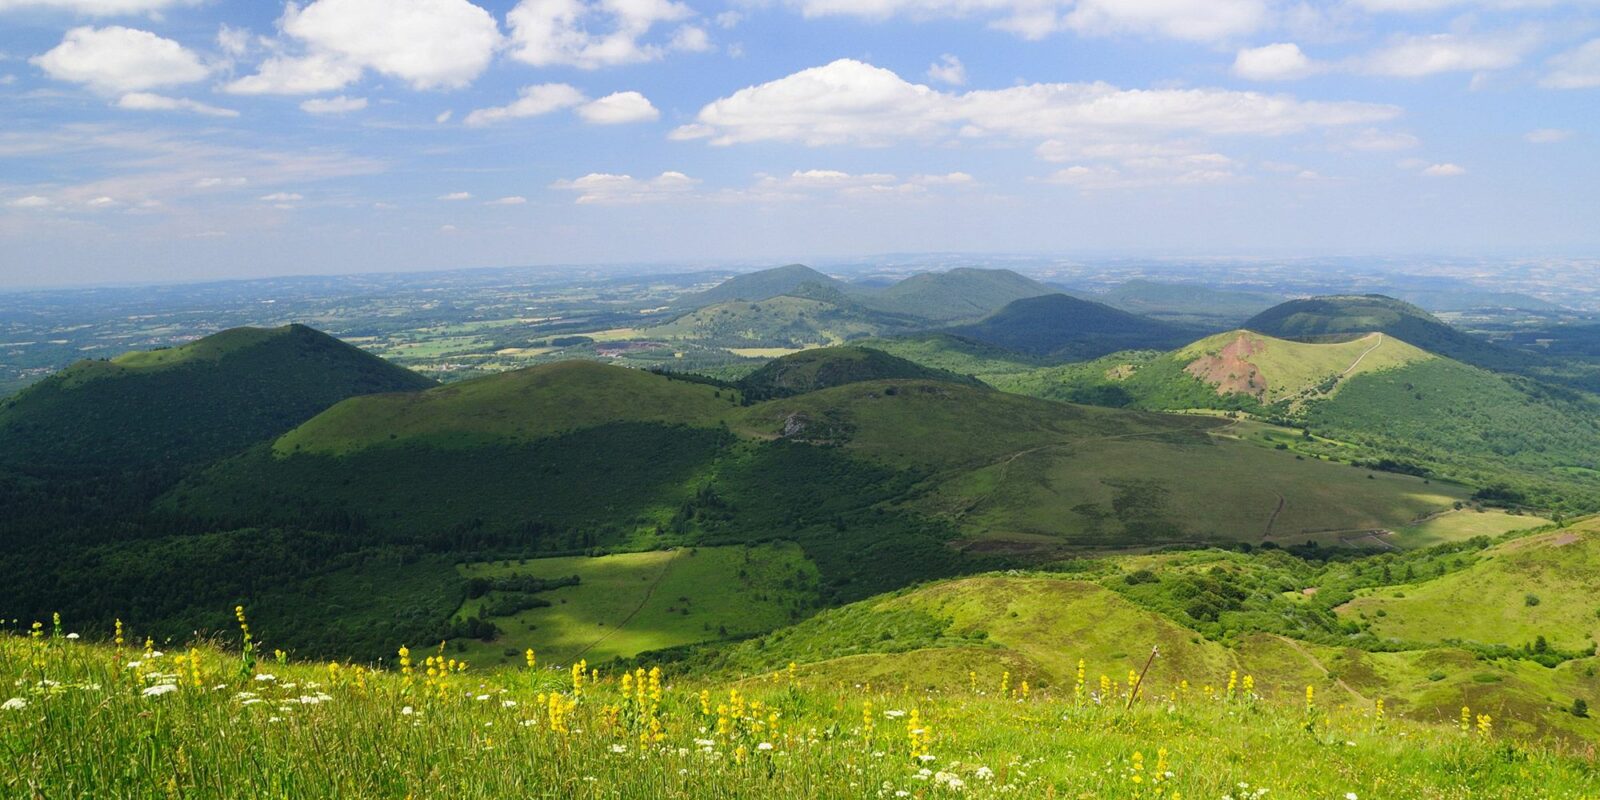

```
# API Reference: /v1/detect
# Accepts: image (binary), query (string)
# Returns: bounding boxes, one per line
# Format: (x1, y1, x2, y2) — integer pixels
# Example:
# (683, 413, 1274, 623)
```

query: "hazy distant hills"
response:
(852, 267, 1057, 322)
(671, 264, 845, 309)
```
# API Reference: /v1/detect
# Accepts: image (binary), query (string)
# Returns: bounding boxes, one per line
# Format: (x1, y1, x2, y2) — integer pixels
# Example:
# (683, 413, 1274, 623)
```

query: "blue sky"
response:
(1, 0, 1597, 287)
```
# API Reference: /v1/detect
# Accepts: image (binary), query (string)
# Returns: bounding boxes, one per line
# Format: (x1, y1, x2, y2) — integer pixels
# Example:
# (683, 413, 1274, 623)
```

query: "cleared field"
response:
(1395, 508, 1550, 548)
(451, 543, 819, 667)
(727, 347, 813, 358)
(1338, 524, 1600, 651)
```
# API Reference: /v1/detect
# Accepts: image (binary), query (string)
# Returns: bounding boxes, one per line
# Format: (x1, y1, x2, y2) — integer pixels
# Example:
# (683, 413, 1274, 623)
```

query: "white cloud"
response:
(778, 0, 1268, 43)
(486, 195, 527, 205)
(216, 24, 251, 58)
(1541, 38, 1600, 89)
(1233, 43, 1320, 81)
(85, 195, 116, 207)
(259, 192, 303, 201)
(550, 171, 699, 204)
(577, 91, 660, 124)
(0, 0, 196, 14)
(7, 195, 51, 208)
(116, 92, 240, 117)
(435, 110, 454, 124)
(438, 191, 472, 200)
(675, 59, 1401, 148)
(1355, 32, 1535, 78)
(300, 95, 367, 114)
(464, 83, 585, 126)
(1525, 127, 1574, 143)
(1042, 150, 1240, 189)
(507, 0, 705, 69)
(1421, 162, 1466, 176)
(224, 53, 363, 95)
(32, 26, 209, 93)
(927, 54, 966, 86)
(194, 176, 248, 188)
(228, 0, 501, 94)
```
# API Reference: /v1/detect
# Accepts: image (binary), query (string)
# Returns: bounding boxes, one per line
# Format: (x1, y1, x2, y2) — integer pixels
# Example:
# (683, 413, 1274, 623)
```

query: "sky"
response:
(0, 0, 1597, 288)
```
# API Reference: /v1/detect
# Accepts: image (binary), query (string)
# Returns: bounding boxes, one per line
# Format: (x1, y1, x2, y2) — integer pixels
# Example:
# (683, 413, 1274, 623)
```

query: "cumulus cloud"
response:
(228, 0, 501, 94)
(7, 195, 51, 208)
(116, 92, 239, 117)
(673, 59, 1400, 148)
(549, 171, 699, 204)
(260, 191, 303, 201)
(486, 195, 527, 205)
(0, 0, 196, 14)
(32, 26, 209, 93)
(1541, 38, 1600, 89)
(927, 54, 966, 86)
(438, 191, 472, 200)
(464, 83, 586, 126)
(777, 0, 1268, 42)
(507, 0, 708, 69)
(300, 95, 367, 114)
(1421, 162, 1466, 176)
(467, 85, 658, 126)
(226, 54, 363, 95)
(577, 91, 660, 124)
(1525, 127, 1574, 143)
(1355, 32, 1536, 78)
(1233, 43, 1320, 81)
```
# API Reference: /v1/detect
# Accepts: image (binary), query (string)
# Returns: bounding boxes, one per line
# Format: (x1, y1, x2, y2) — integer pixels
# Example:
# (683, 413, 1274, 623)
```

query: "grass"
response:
(275, 361, 736, 455)
(1174, 330, 1434, 405)
(7, 623, 1599, 798)
(1338, 524, 1600, 652)
(451, 544, 819, 668)
(1395, 509, 1548, 548)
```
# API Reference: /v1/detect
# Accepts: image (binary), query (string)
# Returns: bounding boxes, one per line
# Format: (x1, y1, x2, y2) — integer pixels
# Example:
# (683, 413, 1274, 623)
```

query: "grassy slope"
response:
(944, 294, 1196, 360)
(276, 360, 736, 455)
(1174, 330, 1435, 404)
(1245, 294, 1525, 373)
(736, 346, 983, 399)
(0, 324, 434, 470)
(9, 633, 1599, 798)
(1339, 523, 1600, 651)
(858, 268, 1057, 322)
(647, 295, 905, 348)
(452, 544, 818, 667)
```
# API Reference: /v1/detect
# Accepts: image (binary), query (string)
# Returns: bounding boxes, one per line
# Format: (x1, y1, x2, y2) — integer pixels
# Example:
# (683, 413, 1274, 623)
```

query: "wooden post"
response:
(1126, 646, 1159, 710)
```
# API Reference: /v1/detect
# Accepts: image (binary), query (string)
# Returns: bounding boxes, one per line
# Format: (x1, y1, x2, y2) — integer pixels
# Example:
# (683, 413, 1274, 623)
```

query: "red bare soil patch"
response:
(1185, 333, 1267, 399)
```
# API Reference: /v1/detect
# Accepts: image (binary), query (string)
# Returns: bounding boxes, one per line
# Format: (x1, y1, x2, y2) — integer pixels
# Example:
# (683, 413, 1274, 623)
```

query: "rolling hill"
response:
(1245, 295, 1524, 373)
(941, 293, 1199, 360)
(648, 292, 919, 349)
(736, 345, 983, 400)
(671, 264, 844, 309)
(0, 324, 433, 473)
(983, 327, 1600, 510)
(855, 268, 1057, 322)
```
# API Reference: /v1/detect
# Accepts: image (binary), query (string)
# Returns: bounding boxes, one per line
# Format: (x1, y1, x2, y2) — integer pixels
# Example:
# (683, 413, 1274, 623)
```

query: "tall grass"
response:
(2, 626, 1596, 799)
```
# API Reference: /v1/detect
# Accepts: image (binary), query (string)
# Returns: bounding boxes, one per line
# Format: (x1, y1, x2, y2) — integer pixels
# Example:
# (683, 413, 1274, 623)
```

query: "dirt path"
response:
(1339, 333, 1385, 377)
(1263, 493, 1286, 539)
(1272, 634, 1369, 706)
(570, 550, 679, 660)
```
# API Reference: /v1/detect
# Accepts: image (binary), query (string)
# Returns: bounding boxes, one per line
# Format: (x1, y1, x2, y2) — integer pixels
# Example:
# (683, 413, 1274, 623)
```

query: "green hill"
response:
(1338, 522, 1600, 652)
(672, 264, 844, 309)
(858, 268, 1057, 322)
(736, 346, 983, 400)
(943, 294, 1198, 360)
(648, 293, 919, 349)
(1098, 279, 1283, 327)
(1245, 295, 1523, 372)
(274, 359, 733, 455)
(985, 328, 1600, 510)
(0, 324, 433, 473)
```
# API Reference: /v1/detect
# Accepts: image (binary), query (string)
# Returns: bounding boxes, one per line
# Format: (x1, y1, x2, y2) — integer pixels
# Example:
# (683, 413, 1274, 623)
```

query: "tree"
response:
(1573, 698, 1589, 718)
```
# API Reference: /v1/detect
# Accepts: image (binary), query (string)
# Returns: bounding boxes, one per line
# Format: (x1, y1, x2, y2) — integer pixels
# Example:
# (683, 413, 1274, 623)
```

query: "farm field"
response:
(452, 544, 819, 667)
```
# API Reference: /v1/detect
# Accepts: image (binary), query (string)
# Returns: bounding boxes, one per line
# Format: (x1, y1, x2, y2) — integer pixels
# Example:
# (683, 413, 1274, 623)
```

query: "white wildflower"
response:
(1, 698, 26, 711)
(757, 742, 774, 751)
(142, 684, 178, 697)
